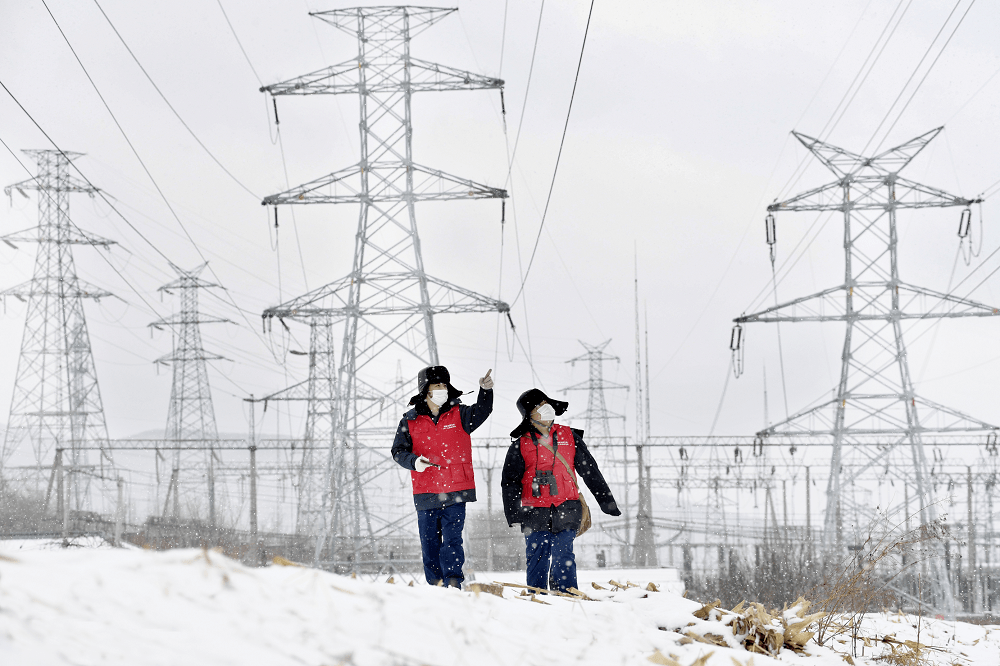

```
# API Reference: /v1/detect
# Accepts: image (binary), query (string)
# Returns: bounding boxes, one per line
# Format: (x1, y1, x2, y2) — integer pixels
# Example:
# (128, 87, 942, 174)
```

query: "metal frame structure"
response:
(1, 150, 114, 514)
(150, 263, 228, 522)
(734, 128, 1000, 612)
(254, 317, 337, 536)
(259, 6, 507, 570)
(562, 340, 627, 442)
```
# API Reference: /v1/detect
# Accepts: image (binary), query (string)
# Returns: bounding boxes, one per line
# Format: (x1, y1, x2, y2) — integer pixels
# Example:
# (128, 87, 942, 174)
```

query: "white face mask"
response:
(535, 404, 556, 423)
(428, 389, 449, 406)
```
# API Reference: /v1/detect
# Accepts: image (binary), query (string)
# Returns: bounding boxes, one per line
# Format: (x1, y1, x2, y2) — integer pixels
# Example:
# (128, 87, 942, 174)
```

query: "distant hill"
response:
(123, 429, 284, 441)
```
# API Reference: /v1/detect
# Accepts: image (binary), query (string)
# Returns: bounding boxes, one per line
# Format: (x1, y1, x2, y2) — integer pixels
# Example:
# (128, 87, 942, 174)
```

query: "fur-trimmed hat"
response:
(509, 388, 568, 438)
(408, 365, 462, 406)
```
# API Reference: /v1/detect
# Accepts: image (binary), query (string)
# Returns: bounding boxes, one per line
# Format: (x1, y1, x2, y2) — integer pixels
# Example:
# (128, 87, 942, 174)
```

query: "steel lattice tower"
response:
(563, 340, 627, 443)
(1, 150, 114, 513)
(735, 128, 999, 612)
(256, 317, 337, 539)
(150, 263, 228, 520)
(259, 6, 508, 569)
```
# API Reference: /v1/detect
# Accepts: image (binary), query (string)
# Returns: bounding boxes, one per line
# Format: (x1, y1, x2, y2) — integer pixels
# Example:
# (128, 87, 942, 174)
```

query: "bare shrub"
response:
(810, 508, 952, 656)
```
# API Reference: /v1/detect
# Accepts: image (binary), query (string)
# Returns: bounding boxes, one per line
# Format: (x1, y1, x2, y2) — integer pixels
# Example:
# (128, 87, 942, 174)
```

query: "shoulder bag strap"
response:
(535, 432, 580, 492)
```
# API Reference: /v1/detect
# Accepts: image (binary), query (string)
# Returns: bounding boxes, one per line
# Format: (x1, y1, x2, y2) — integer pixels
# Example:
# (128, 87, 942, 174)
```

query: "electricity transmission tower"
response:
(255, 316, 337, 537)
(562, 340, 628, 443)
(150, 263, 228, 521)
(734, 128, 999, 612)
(1, 150, 114, 513)
(259, 6, 508, 569)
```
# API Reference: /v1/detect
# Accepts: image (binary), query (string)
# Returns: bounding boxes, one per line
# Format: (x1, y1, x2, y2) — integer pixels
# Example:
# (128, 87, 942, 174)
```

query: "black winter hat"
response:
(509, 388, 568, 438)
(408, 365, 462, 406)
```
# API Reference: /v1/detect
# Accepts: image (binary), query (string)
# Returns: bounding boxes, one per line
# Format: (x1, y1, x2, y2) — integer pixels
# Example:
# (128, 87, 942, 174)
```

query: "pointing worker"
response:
(392, 366, 494, 587)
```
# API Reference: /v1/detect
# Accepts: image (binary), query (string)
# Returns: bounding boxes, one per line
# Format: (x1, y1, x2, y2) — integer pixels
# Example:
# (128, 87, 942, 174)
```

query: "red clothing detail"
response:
(518, 424, 579, 508)
(408, 407, 475, 495)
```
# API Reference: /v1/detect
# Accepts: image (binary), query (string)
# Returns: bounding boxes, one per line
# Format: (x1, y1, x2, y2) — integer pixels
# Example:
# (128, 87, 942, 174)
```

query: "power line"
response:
(775, 0, 914, 203)
(741, 1, 979, 321)
(90, 0, 259, 201)
(38, 0, 282, 366)
(868, 0, 978, 154)
(214, 0, 264, 87)
(509, 0, 595, 307)
(503, 0, 545, 190)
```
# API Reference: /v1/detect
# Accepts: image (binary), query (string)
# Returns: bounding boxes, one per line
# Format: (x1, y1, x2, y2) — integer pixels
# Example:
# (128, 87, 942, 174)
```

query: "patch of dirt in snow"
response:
(0, 546, 996, 666)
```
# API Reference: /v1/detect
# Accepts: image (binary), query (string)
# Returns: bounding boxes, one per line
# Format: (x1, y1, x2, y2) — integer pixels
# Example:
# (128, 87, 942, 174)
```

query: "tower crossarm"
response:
(260, 59, 360, 96)
(890, 176, 981, 209)
(261, 57, 502, 96)
(157, 276, 221, 292)
(0, 227, 115, 249)
(4, 174, 97, 197)
(791, 131, 868, 179)
(562, 379, 629, 392)
(154, 350, 228, 364)
(766, 175, 979, 213)
(896, 283, 1000, 319)
(736, 282, 1000, 324)
(310, 6, 457, 37)
(150, 315, 232, 327)
(407, 58, 504, 92)
(866, 126, 942, 173)
(792, 127, 941, 179)
(736, 286, 846, 323)
(262, 273, 508, 321)
(262, 163, 505, 206)
(1, 277, 112, 301)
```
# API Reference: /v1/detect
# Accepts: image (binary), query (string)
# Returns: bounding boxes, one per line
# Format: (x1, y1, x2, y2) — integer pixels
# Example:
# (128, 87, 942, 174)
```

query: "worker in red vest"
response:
(392, 365, 494, 587)
(501, 388, 620, 592)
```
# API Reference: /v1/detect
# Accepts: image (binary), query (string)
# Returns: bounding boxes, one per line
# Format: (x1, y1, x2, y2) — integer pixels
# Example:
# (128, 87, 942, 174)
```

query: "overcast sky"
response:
(1, 0, 999, 450)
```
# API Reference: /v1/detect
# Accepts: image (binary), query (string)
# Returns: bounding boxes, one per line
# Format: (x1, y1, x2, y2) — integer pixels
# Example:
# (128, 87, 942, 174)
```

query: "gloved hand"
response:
(479, 368, 494, 390)
(414, 456, 434, 473)
(602, 501, 622, 517)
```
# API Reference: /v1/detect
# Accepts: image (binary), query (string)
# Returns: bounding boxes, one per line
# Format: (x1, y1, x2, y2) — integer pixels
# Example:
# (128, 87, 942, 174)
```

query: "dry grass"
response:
(810, 508, 951, 652)
(873, 637, 937, 666)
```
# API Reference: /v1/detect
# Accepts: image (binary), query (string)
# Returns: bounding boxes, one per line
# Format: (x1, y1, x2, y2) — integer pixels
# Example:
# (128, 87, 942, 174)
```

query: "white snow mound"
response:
(0, 544, 997, 666)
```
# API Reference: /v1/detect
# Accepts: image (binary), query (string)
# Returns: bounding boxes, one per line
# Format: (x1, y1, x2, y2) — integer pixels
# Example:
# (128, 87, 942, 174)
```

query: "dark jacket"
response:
(501, 426, 620, 533)
(392, 387, 493, 510)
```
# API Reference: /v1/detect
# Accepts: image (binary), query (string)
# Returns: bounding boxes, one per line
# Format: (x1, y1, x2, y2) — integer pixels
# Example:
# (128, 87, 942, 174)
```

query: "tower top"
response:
(310, 6, 457, 38)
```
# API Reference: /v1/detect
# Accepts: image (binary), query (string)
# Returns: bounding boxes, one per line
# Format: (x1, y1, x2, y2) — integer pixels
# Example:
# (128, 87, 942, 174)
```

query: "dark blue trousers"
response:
(416, 503, 466, 584)
(525, 528, 576, 592)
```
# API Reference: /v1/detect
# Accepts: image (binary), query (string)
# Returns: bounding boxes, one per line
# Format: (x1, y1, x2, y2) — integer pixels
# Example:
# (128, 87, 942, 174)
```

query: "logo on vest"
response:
(442, 424, 457, 430)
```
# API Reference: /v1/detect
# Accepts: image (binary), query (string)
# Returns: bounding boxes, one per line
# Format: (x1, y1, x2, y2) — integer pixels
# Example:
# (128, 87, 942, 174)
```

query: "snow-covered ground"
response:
(0, 541, 997, 666)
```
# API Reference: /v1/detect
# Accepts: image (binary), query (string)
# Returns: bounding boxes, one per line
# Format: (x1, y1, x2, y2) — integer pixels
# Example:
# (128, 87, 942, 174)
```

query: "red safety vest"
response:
(519, 424, 579, 508)
(408, 406, 475, 495)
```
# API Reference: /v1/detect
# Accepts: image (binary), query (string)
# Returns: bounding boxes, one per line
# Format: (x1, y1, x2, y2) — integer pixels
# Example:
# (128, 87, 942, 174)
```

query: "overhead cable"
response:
(91, 0, 259, 200)
(39, 0, 282, 363)
(509, 0, 595, 307)
(215, 0, 265, 87)
(865, 0, 977, 155)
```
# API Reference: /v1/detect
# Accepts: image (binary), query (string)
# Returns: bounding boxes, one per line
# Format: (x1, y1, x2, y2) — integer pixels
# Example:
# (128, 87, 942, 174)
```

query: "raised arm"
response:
(459, 387, 493, 433)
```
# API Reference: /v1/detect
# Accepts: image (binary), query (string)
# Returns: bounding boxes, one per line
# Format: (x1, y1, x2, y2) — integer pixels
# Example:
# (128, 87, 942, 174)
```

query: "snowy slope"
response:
(0, 543, 997, 666)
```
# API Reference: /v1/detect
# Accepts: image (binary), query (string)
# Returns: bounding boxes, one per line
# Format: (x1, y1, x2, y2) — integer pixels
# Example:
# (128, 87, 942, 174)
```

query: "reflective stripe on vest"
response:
(408, 406, 475, 495)
(519, 424, 579, 508)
